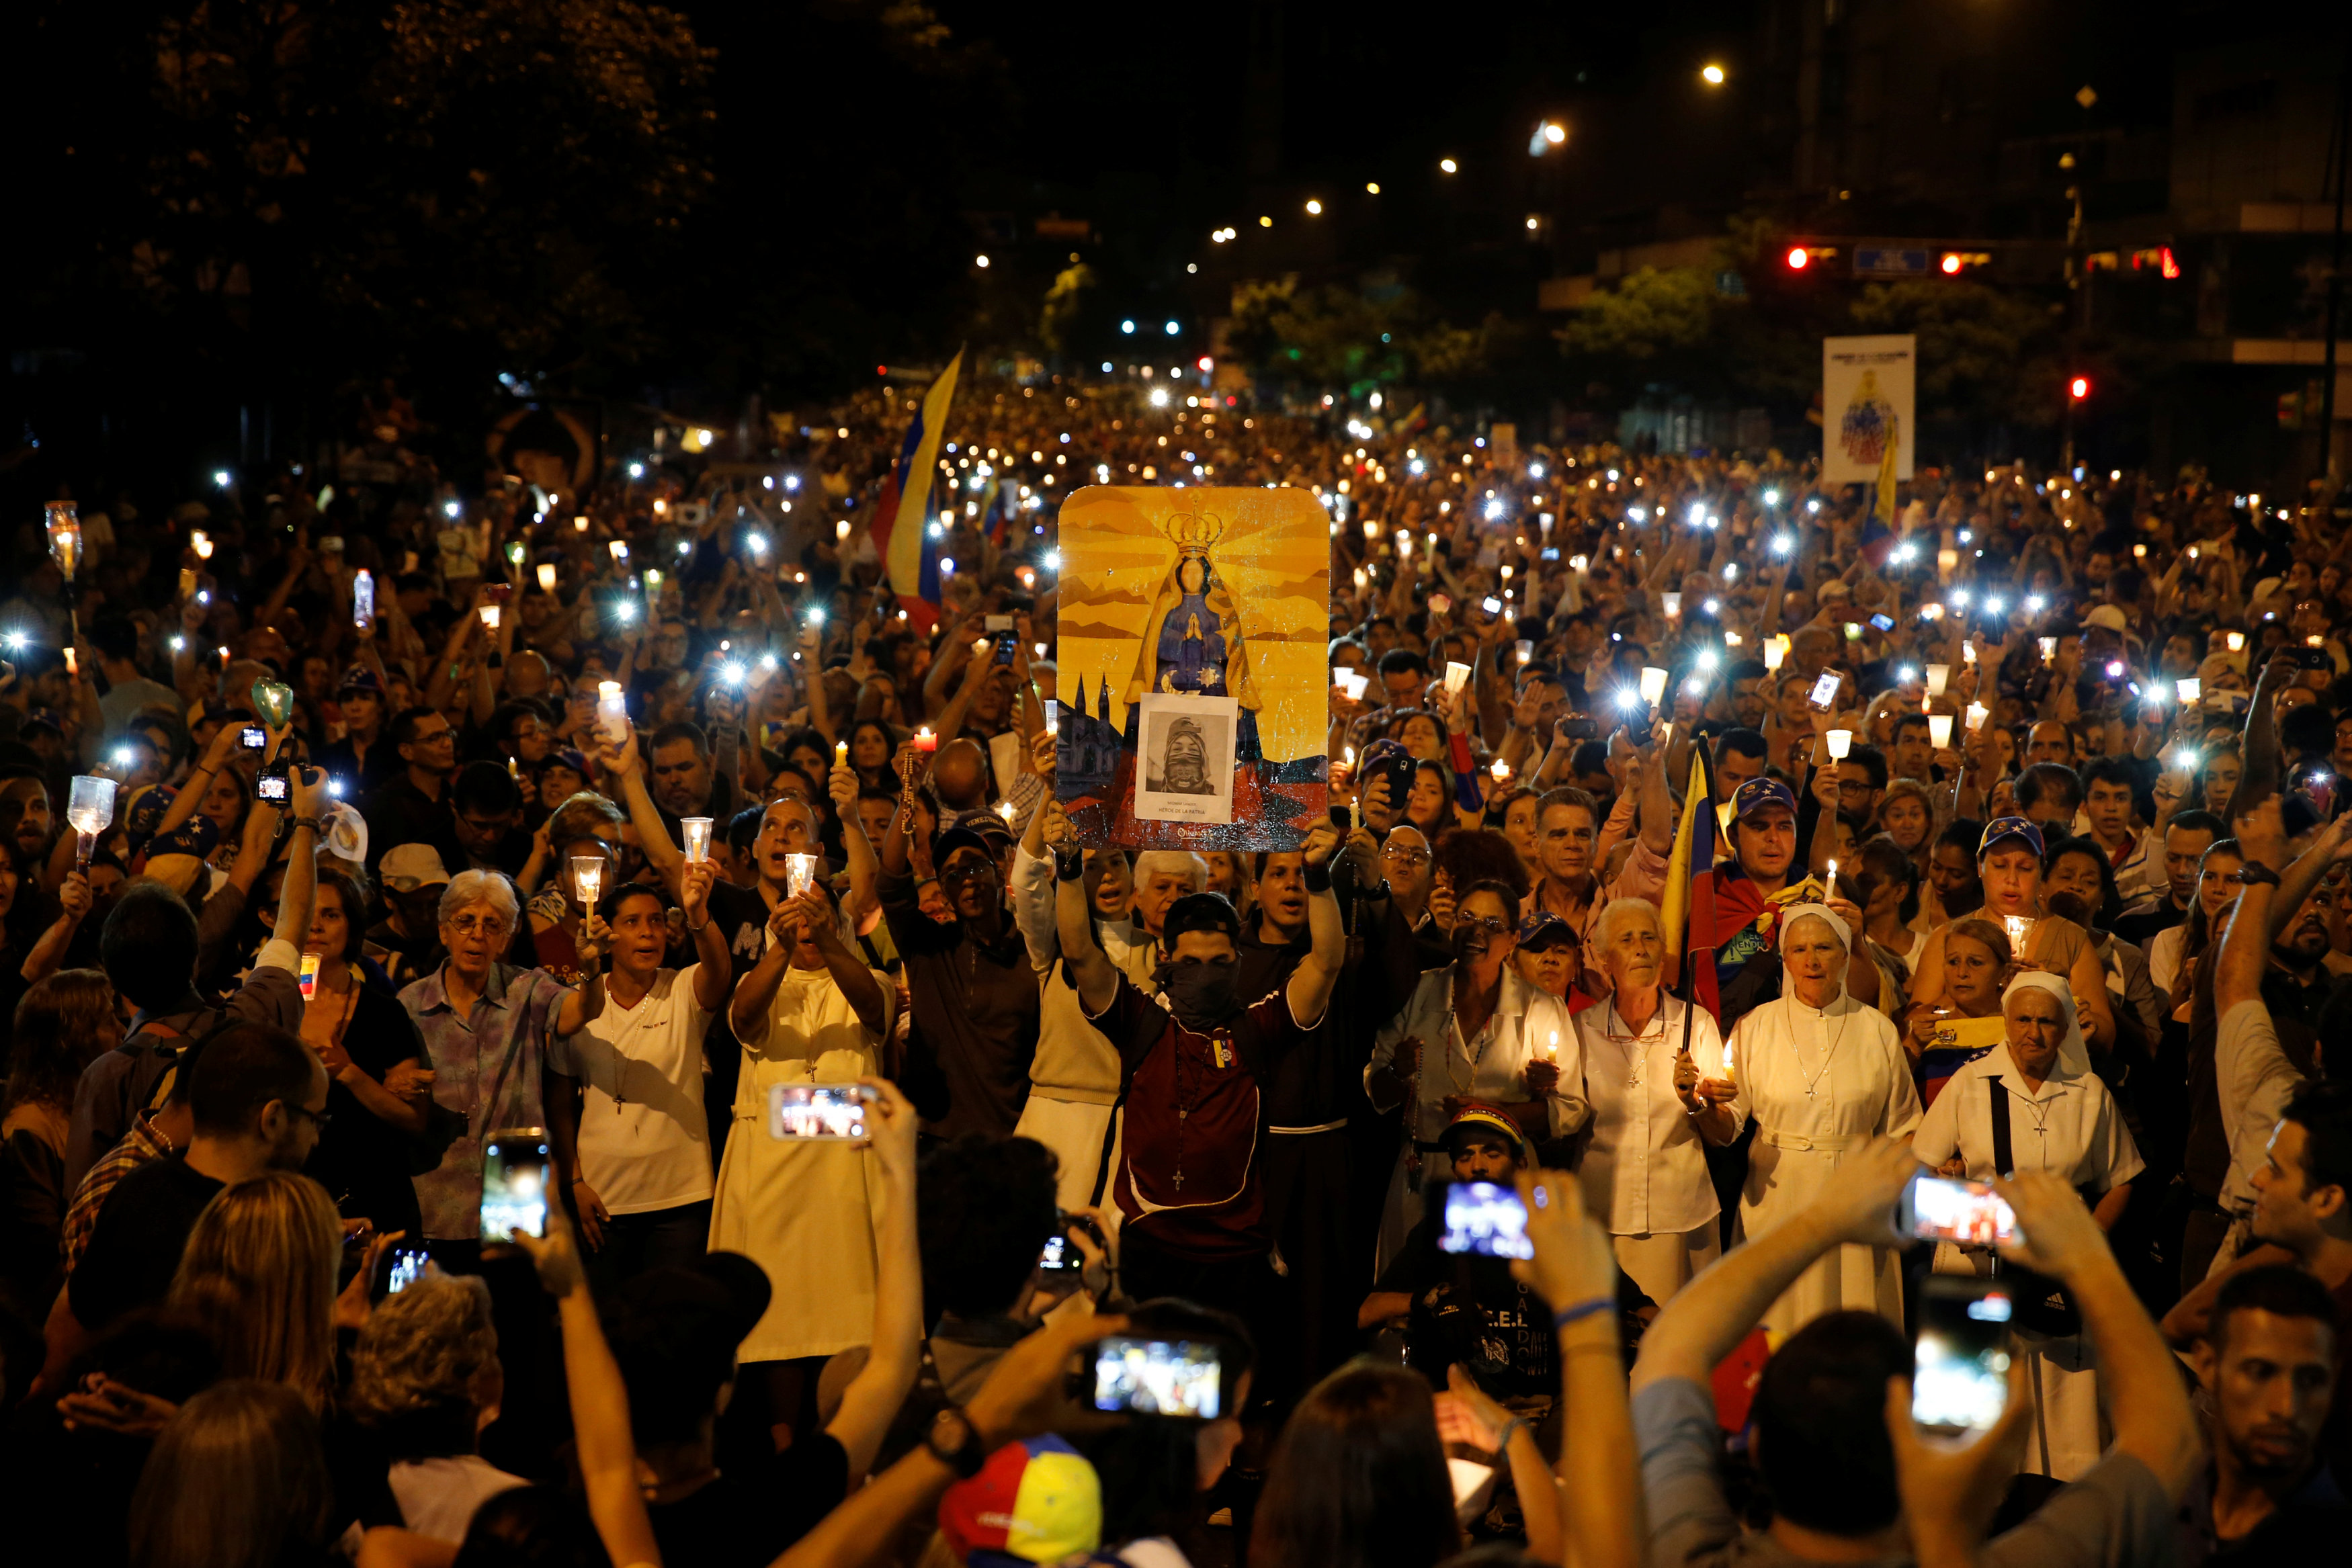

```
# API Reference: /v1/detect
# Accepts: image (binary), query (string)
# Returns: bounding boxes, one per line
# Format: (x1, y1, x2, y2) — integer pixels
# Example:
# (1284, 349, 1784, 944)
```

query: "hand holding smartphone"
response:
(1899, 1172, 2022, 1248)
(1436, 1180, 1534, 1259)
(1089, 1336, 1226, 1420)
(767, 1082, 878, 1140)
(479, 1127, 550, 1244)
(1911, 1277, 2013, 1439)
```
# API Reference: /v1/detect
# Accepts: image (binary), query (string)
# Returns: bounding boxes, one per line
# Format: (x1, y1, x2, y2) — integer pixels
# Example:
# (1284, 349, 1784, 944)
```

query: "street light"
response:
(1702, 63, 1726, 85)
(1439, 158, 1458, 174)
(1305, 198, 1322, 214)
(1542, 122, 1565, 144)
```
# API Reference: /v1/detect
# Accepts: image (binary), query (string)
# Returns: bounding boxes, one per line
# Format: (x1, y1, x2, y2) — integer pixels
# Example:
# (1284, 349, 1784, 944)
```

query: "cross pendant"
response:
(1173, 1170, 1184, 1190)
(1177, 1108, 1188, 1121)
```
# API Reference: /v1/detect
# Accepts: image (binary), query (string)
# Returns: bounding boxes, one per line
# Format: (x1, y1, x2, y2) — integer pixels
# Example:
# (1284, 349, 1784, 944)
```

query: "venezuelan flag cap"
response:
(939, 1433, 1102, 1567)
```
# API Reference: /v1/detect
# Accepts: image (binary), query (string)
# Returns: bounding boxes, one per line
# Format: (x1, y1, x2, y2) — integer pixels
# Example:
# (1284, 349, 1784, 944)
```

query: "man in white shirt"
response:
(548, 858, 732, 1293)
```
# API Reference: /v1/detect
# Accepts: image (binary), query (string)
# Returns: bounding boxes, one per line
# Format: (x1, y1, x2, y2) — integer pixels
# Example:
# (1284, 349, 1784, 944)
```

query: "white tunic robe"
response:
(1723, 989, 1923, 1338)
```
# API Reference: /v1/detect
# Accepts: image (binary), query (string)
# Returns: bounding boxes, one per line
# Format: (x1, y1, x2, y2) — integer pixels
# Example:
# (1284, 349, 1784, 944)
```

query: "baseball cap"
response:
(533, 746, 591, 778)
(338, 667, 384, 696)
(1732, 777, 1799, 822)
(380, 843, 452, 892)
(2081, 604, 2129, 634)
(935, 807, 1015, 867)
(146, 816, 220, 862)
(18, 707, 63, 738)
(1977, 816, 2045, 859)
(939, 1434, 1102, 1568)
(1440, 1102, 1531, 1166)
(1163, 890, 1243, 947)
(1517, 910, 1576, 949)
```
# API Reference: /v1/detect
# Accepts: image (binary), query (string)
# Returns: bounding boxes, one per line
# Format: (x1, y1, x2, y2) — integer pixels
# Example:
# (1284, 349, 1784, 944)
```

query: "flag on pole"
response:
(982, 479, 1013, 548)
(1856, 412, 1902, 568)
(1657, 744, 1722, 1022)
(869, 349, 964, 635)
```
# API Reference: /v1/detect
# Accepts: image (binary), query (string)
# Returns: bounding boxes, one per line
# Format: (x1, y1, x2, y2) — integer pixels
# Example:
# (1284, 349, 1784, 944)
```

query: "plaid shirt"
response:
(59, 1115, 174, 1280)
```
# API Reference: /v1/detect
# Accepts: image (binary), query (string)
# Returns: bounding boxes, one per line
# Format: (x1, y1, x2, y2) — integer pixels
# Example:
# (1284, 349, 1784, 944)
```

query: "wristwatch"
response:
(2234, 863, 2282, 887)
(923, 1405, 988, 1477)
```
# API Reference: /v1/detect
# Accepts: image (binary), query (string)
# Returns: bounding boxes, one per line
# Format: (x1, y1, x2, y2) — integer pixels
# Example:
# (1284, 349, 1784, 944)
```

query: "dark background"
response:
(2, 1, 2345, 503)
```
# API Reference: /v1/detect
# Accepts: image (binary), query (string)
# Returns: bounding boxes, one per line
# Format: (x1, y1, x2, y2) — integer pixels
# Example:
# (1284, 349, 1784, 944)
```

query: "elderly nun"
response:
(1913, 968, 2142, 1482)
(1713, 903, 1923, 1336)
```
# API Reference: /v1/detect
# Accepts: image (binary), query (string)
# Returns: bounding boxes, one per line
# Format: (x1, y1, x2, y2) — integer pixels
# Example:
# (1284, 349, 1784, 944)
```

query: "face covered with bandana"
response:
(1155, 895, 1245, 1030)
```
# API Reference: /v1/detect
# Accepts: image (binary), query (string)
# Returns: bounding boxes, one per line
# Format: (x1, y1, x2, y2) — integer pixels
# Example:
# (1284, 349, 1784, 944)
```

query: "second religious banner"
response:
(1054, 485, 1331, 851)
(1820, 334, 1915, 486)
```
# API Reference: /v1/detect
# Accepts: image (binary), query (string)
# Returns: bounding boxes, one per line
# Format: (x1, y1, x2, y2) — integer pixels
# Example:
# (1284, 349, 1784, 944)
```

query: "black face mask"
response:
(1157, 961, 1240, 1029)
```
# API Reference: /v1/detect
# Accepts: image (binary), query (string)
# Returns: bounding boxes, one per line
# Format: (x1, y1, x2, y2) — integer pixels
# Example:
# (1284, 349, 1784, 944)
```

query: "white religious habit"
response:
(1720, 905, 1923, 1338)
(1912, 971, 2144, 1483)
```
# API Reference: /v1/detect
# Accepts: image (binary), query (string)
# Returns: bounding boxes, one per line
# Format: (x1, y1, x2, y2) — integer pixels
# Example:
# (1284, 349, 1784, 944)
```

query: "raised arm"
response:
(269, 766, 329, 968)
(828, 764, 880, 927)
(681, 862, 732, 1012)
(515, 1216, 663, 1568)
(1284, 822, 1346, 1027)
(597, 724, 683, 887)
(823, 1078, 923, 1477)
(1632, 1138, 1917, 1392)
(2217, 798, 2286, 1012)
(1044, 801, 1118, 1014)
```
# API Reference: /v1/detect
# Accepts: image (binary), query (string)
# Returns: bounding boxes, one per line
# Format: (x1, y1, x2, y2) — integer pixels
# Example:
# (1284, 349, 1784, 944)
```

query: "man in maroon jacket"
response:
(1046, 805, 1344, 1329)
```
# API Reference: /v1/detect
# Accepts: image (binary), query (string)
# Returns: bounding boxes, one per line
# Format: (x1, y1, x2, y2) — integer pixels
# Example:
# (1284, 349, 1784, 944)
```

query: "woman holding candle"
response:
(1366, 880, 1577, 1274)
(1902, 818, 2117, 1068)
(1712, 904, 1921, 1336)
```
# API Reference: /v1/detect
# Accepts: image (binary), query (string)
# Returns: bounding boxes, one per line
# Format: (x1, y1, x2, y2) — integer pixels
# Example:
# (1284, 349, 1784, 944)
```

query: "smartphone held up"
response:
(767, 1082, 877, 1141)
(479, 1127, 550, 1244)
(1912, 1277, 2013, 1440)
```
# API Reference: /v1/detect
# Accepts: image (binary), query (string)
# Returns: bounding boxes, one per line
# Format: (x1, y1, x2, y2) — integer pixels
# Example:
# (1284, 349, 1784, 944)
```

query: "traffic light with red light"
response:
(2069, 375, 2091, 401)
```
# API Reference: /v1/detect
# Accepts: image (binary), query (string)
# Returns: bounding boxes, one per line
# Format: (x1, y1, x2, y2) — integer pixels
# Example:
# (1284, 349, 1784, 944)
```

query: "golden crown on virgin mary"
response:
(1122, 505, 1264, 762)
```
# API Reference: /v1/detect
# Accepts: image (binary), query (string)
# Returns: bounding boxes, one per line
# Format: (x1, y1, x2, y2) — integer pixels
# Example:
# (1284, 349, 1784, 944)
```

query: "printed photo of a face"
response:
(1136, 693, 1236, 824)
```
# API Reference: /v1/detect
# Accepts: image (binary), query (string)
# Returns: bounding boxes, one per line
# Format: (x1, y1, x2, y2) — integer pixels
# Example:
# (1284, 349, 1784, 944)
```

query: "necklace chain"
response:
(1792, 993, 1851, 1099)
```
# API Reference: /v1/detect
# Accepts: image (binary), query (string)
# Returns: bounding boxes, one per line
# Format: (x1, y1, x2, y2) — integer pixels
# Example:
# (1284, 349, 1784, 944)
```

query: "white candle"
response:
(681, 817, 713, 863)
(1965, 701, 1989, 732)
(1925, 663, 1949, 695)
(1928, 713, 1954, 748)
(1825, 729, 1852, 760)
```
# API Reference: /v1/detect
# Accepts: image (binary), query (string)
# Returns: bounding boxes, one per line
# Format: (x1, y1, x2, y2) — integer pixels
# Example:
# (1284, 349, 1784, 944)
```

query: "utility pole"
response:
(2062, 84, 2097, 476)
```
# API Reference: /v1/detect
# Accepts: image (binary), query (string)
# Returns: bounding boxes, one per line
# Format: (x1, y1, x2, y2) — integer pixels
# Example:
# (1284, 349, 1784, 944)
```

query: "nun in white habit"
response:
(1712, 903, 1923, 1338)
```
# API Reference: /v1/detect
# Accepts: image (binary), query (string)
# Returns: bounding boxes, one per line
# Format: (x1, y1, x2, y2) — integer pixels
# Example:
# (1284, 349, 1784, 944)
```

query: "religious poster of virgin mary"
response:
(1054, 486, 1330, 851)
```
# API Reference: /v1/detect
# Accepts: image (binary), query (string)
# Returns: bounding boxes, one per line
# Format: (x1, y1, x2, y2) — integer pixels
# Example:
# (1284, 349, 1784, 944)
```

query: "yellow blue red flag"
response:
(869, 349, 964, 634)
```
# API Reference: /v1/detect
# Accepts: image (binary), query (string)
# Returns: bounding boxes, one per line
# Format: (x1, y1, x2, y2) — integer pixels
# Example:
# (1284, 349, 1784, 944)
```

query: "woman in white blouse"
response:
(1560, 897, 1728, 1307)
(1713, 904, 1923, 1337)
(1367, 879, 1577, 1274)
(1913, 970, 2142, 1482)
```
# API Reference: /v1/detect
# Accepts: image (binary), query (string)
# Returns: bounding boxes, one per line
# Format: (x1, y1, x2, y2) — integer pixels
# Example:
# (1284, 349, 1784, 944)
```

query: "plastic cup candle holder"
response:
(1928, 713, 1954, 748)
(1443, 661, 1473, 695)
(1925, 664, 1950, 697)
(681, 817, 714, 863)
(1661, 593, 1682, 619)
(46, 502, 83, 581)
(2177, 677, 2201, 702)
(1825, 730, 1853, 760)
(784, 853, 819, 899)
(1044, 700, 1060, 738)
(1763, 636, 1788, 672)
(536, 562, 558, 593)
(1965, 701, 1990, 733)
(570, 855, 604, 912)
(1638, 666, 1669, 705)
(597, 681, 628, 744)
(67, 775, 117, 865)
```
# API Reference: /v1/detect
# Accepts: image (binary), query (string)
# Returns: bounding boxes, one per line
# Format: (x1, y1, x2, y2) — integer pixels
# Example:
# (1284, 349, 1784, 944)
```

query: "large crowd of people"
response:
(0, 371, 2347, 1567)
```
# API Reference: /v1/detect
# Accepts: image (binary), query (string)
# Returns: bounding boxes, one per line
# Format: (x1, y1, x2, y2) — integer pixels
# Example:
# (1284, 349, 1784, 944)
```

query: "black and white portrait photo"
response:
(1134, 692, 1238, 824)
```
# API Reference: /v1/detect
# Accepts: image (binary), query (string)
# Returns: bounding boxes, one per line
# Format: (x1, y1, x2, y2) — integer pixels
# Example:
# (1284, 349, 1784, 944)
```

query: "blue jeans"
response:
(584, 1199, 712, 1297)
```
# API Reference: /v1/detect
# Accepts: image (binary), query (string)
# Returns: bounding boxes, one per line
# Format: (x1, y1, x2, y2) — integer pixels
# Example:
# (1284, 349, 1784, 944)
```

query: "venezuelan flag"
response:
(1657, 745, 1721, 1021)
(869, 349, 964, 634)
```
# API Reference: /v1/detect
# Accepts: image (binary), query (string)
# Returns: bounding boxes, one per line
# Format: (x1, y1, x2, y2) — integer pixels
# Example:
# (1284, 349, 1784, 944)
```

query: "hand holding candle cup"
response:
(596, 681, 628, 745)
(569, 855, 604, 912)
(784, 853, 820, 900)
(681, 817, 714, 864)
(1965, 701, 1990, 733)
(67, 775, 116, 866)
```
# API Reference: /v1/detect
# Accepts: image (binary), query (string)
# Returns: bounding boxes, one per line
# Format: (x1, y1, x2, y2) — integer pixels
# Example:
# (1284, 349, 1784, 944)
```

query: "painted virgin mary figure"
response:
(1122, 512, 1263, 763)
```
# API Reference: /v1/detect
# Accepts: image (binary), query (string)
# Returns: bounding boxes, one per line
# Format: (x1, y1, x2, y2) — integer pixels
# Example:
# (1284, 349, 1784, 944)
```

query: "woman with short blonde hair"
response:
(168, 1170, 342, 1409)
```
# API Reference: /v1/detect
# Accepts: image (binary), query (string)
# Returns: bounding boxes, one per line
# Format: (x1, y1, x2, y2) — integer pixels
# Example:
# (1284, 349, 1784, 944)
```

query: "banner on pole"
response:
(1821, 335, 1915, 485)
(1053, 486, 1330, 851)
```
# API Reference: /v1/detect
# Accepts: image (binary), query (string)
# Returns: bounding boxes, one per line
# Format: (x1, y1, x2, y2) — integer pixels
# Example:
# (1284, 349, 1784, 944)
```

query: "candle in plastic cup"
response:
(569, 855, 604, 911)
(1661, 592, 1682, 619)
(596, 681, 627, 744)
(1443, 661, 1473, 695)
(681, 817, 714, 863)
(1962, 640, 1978, 665)
(192, 528, 214, 560)
(1965, 701, 1989, 732)
(1925, 663, 1950, 696)
(1490, 758, 1511, 782)
(2003, 915, 2030, 954)
(2038, 636, 2056, 663)
(1515, 639, 1534, 665)
(478, 603, 501, 630)
(1043, 700, 1059, 738)
(1937, 548, 1959, 572)
(2226, 631, 2245, 653)
(609, 539, 629, 562)
(1763, 636, 1788, 672)
(2177, 677, 2201, 702)
(1638, 666, 1669, 705)
(784, 853, 818, 899)
(1928, 713, 1954, 748)
(67, 775, 116, 865)
(914, 727, 937, 753)
(1825, 729, 1852, 760)
(536, 562, 558, 593)
(46, 502, 82, 580)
